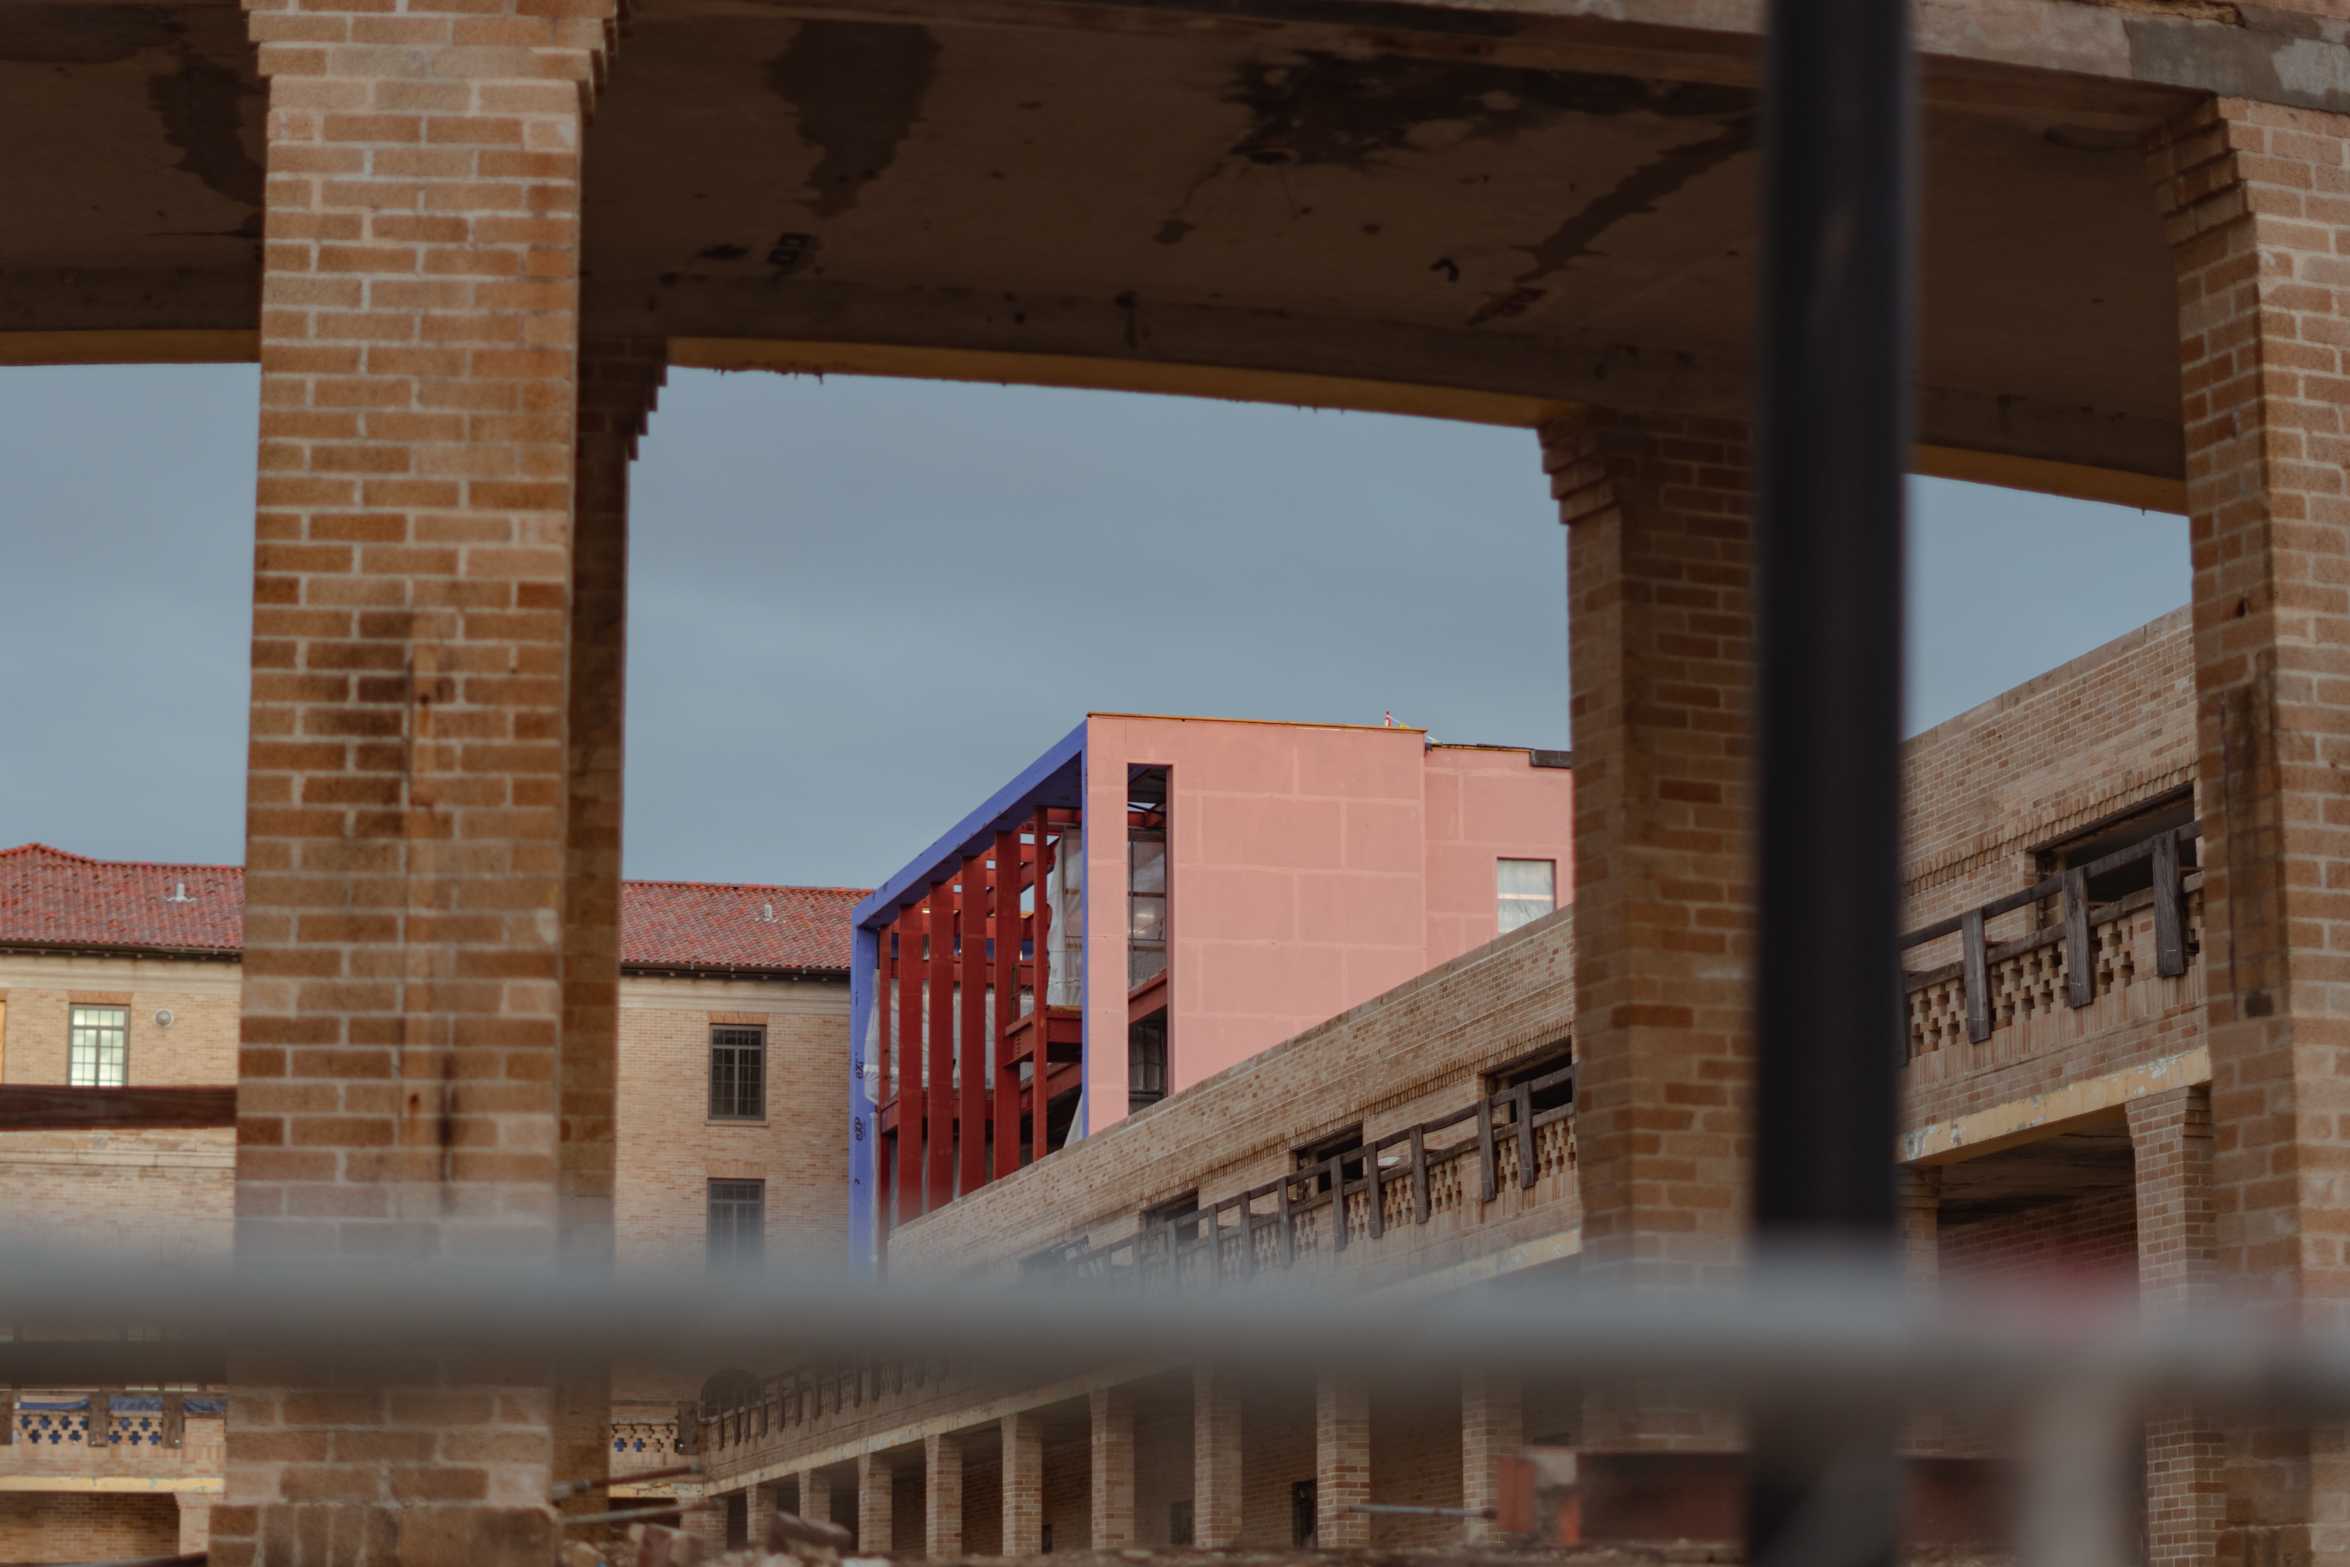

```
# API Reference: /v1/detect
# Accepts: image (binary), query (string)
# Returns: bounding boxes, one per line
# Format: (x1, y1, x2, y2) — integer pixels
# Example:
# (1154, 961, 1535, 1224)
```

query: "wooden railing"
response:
(1900, 821, 2200, 1057)
(695, 1060, 1576, 1454)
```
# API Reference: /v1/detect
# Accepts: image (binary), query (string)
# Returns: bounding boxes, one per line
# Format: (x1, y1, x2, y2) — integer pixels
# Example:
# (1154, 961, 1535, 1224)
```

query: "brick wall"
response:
(0, 1492, 180, 1561)
(1899, 607, 2194, 937)
(0, 954, 241, 1085)
(613, 974, 853, 1271)
(1938, 1186, 2139, 1286)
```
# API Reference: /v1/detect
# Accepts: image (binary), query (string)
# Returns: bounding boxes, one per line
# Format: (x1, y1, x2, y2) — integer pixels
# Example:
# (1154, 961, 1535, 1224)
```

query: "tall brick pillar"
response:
(1461, 1370, 1523, 1544)
(215, 0, 622, 1559)
(925, 1432, 965, 1556)
(2129, 1086, 2222, 1567)
(1192, 1369, 1243, 1549)
(1002, 1411, 1044, 1555)
(1314, 1375, 1371, 1549)
(800, 1467, 834, 1531)
(1089, 1385, 1137, 1548)
(1896, 1167, 1939, 1278)
(1541, 411, 1754, 1540)
(856, 1453, 894, 1554)
(553, 337, 661, 1510)
(2153, 98, 2350, 1562)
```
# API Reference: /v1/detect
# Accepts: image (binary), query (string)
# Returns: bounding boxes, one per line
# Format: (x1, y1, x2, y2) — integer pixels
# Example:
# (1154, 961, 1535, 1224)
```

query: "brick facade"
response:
(0, 1493, 180, 1562)
(2154, 95, 2350, 1562)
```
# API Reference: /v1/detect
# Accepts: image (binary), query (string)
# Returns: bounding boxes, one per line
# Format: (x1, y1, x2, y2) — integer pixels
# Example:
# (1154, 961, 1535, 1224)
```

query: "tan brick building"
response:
(10, 0, 2346, 1558)
(684, 609, 2215, 1557)
(0, 844, 860, 1561)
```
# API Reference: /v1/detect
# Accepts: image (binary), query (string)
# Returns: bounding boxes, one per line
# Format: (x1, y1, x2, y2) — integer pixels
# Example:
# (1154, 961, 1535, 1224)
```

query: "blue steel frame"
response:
(847, 721, 1089, 1270)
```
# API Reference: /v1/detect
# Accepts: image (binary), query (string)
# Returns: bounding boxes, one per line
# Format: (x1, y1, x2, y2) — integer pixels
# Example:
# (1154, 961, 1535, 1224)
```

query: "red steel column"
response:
(991, 829, 1020, 1177)
(927, 881, 956, 1204)
(1030, 812, 1053, 1157)
(894, 906, 924, 1222)
(958, 853, 988, 1194)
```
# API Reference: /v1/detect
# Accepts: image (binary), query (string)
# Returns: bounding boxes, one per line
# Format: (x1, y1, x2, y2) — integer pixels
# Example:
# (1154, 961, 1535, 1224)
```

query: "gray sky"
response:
(0, 364, 2190, 888)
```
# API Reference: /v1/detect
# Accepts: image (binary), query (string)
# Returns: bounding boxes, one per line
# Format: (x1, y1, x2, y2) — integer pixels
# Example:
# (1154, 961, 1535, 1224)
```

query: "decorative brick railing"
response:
(1902, 822, 2201, 1060)
(3, 1389, 223, 1452)
(694, 1061, 1576, 1454)
(610, 1417, 684, 1472)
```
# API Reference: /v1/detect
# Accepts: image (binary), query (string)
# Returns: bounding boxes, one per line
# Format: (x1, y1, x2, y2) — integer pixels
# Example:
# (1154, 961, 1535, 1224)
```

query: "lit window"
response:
(1496, 859, 1557, 933)
(69, 1006, 128, 1087)
(707, 1179, 765, 1271)
(708, 1025, 766, 1121)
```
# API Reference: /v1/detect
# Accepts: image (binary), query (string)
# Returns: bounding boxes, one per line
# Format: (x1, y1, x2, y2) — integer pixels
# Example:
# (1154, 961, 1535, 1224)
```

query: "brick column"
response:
(800, 1467, 834, 1531)
(1541, 411, 1754, 1540)
(1192, 1369, 1243, 1549)
(553, 337, 661, 1510)
(1002, 1410, 1044, 1555)
(1461, 1370, 1522, 1544)
(215, 0, 620, 1560)
(1315, 1375, 1371, 1549)
(925, 1432, 965, 1556)
(747, 1480, 780, 1549)
(2153, 98, 2350, 1561)
(1089, 1385, 1136, 1549)
(856, 1453, 894, 1554)
(2128, 1086, 2222, 1567)
(176, 1495, 214, 1555)
(1897, 1167, 1939, 1279)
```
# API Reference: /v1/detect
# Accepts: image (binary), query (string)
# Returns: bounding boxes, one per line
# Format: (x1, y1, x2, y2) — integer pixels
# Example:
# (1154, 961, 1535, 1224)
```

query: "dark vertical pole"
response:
(1749, 0, 1912, 1563)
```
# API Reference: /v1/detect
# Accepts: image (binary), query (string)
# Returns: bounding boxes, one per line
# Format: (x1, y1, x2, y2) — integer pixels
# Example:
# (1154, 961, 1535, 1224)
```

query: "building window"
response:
(1485, 1042, 1575, 1118)
(707, 1179, 765, 1271)
(1291, 1480, 1317, 1548)
(1128, 1013, 1169, 1112)
(1128, 768, 1169, 990)
(1142, 1188, 1202, 1256)
(708, 1025, 766, 1121)
(1496, 859, 1557, 934)
(68, 1006, 128, 1088)
(2033, 788, 2197, 910)
(1294, 1126, 1365, 1195)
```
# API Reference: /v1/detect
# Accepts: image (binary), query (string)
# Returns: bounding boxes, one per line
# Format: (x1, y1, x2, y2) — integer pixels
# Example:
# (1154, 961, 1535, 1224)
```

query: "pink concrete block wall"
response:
(1423, 746, 1575, 967)
(1080, 718, 1573, 1137)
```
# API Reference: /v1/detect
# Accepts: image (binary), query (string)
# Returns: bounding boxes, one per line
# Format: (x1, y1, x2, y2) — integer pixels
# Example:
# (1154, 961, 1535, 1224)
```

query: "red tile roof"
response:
(0, 844, 862, 978)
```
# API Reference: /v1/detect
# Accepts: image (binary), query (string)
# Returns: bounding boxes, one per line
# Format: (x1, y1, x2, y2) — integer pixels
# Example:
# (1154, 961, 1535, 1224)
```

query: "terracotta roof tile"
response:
(0, 844, 861, 978)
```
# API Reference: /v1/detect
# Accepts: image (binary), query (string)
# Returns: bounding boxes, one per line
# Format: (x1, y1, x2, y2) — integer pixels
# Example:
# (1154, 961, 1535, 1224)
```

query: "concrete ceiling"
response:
(0, 0, 2223, 495)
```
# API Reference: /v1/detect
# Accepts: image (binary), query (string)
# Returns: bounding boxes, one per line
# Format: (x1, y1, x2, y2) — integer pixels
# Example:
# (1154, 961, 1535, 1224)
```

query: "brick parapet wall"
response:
(1897, 608, 2195, 934)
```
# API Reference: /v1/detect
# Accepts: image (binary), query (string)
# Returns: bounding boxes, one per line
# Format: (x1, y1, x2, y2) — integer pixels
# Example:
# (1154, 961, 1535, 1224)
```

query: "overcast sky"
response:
(0, 364, 2191, 888)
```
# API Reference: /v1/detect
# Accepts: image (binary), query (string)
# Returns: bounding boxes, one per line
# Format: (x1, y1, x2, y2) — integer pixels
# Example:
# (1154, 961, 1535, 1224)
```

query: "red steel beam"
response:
(927, 878, 955, 1207)
(991, 828, 1020, 1178)
(894, 905, 924, 1222)
(957, 851, 988, 1195)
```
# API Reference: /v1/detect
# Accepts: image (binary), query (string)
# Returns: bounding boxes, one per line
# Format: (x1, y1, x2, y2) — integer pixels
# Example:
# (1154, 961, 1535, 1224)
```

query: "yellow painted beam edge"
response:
(0, 332, 256, 368)
(0, 1474, 222, 1493)
(1912, 442, 2187, 516)
(671, 336, 1565, 428)
(1900, 1045, 2211, 1166)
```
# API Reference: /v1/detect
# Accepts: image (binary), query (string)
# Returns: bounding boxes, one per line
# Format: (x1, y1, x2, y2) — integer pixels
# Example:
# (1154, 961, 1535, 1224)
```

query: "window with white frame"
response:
(1496, 859, 1557, 934)
(68, 1006, 128, 1087)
